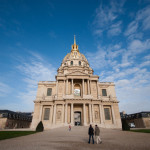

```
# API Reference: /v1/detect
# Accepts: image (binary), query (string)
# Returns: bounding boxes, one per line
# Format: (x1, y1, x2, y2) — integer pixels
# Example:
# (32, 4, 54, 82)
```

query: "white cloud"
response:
(125, 5, 150, 38)
(86, 43, 125, 70)
(107, 21, 122, 36)
(140, 60, 150, 67)
(118, 85, 150, 114)
(16, 52, 57, 107)
(86, 47, 107, 69)
(93, 1, 125, 37)
(137, 5, 150, 30)
(107, 48, 124, 59)
(117, 39, 150, 69)
(127, 33, 143, 40)
(144, 54, 150, 60)
(128, 39, 150, 52)
(108, 27, 121, 36)
(0, 82, 12, 97)
(124, 21, 138, 36)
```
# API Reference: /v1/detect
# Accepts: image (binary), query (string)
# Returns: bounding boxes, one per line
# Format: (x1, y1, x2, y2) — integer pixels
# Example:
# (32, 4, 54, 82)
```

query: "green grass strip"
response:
(130, 129, 150, 133)
(0, 131, 37, 140)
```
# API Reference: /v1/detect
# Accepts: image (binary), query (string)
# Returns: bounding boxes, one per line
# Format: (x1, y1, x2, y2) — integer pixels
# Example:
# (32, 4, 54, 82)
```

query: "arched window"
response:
(71, 61, 73, 65)
(79, 61, 81, 65)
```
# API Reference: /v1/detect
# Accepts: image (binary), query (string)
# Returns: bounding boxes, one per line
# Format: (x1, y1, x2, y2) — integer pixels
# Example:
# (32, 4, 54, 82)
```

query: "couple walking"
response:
(88, 124, 102, 144)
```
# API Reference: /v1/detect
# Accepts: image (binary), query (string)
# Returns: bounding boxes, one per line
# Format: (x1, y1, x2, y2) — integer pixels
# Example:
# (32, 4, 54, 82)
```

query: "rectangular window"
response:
(44, 108, 50, 120)
(71, 61, 73, 65)
(104, 108, 111, 120)
(102, 89, 107, 96)
(47, 88, 52, 96)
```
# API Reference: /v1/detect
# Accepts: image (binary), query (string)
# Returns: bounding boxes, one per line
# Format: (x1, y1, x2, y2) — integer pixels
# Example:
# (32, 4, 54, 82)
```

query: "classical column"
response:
(71, 103, 74, 125)
(72, 79, 74, 94)
(87, 79, 90, 95)
(99, 104, 103, 124)
(83, 103, 86, 125)
(102, 105, 105, 124)
(89, 80, 91, 94)
(92, 104, 95, 123)
(50, 105, 53, 124)
(53, 104, 56, 124)
(62, 104, 64, 123)
(39, 104, 43, 121)
(97, 81, 99, 99)
(56, 80, 58, 97)
(82, 79, 84, 96)
(65, 103, 68, 124)
(89, 104, 92, 124)
(63, 80, 65, 97)
(111, 105, 116, 124)
(66, 79, 68, 95)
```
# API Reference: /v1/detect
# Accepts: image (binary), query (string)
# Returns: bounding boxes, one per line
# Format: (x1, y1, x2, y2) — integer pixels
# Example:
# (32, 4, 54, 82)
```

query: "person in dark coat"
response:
(88, 124, 94, 144)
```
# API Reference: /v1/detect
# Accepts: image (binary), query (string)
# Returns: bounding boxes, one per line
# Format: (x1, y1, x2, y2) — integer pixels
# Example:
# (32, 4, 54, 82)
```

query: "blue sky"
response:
(0, 0, 150, 114)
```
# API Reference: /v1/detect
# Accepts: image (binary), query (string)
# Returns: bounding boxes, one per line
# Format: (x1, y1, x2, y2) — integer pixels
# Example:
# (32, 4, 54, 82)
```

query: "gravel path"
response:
(0, 126, 150, 150)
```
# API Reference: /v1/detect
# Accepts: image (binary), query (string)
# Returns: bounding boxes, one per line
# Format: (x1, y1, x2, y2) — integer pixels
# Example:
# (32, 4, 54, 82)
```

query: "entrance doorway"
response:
(74, 111, 81, 126)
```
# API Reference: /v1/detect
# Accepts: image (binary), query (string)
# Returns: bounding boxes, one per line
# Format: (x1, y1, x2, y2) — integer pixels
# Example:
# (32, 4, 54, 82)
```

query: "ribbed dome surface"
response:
(62, 52, 88, 64)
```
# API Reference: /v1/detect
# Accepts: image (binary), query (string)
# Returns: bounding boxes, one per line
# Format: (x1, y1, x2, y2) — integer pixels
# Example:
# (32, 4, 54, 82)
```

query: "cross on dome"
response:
(74, 35, 76, 45)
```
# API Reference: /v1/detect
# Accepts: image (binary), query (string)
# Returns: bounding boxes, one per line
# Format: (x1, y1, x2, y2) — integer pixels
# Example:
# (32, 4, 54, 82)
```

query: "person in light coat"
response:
(95, 125, 102, 144)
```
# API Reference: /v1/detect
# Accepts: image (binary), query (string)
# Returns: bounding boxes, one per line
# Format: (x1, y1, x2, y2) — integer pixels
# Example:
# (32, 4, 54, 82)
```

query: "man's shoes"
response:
(100, 141, 102, 144)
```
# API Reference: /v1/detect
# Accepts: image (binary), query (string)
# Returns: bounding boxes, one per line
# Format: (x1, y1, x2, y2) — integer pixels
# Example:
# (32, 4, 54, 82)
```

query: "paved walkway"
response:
(0, 126, 150, 150)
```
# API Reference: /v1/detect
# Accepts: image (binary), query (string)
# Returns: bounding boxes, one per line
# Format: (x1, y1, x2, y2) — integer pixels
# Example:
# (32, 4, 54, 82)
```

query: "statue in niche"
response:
(95, 111, 98, 119)
(109, 94, 113, 101)
(57, 111, 61, 119)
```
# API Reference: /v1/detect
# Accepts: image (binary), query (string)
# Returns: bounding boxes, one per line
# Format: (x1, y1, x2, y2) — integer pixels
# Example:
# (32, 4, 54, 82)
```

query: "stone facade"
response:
(31, 37, 122, 130)
(0, 110, 32, 129)
(121, 111, 150, 128)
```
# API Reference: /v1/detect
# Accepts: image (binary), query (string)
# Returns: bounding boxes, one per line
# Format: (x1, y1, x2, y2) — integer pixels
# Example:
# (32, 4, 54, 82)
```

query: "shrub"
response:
(122, 119, 130, 131)
(36, 121, 44, 132)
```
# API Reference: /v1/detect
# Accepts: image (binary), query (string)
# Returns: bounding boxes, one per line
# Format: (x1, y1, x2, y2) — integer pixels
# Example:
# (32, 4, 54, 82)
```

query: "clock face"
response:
(74, 89, 80, 96)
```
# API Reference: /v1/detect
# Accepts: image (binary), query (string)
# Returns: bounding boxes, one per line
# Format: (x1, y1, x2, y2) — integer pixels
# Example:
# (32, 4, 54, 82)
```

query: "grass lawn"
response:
(0, 131, 37, 140)
(130, 129, 150, 133)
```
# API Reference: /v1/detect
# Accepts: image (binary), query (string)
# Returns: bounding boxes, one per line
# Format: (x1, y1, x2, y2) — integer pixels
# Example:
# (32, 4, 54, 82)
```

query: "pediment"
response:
(66, 70, 89, 76)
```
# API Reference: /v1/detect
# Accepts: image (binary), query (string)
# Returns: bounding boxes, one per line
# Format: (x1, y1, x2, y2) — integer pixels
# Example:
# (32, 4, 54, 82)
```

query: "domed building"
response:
(31, 37, 122, 130)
